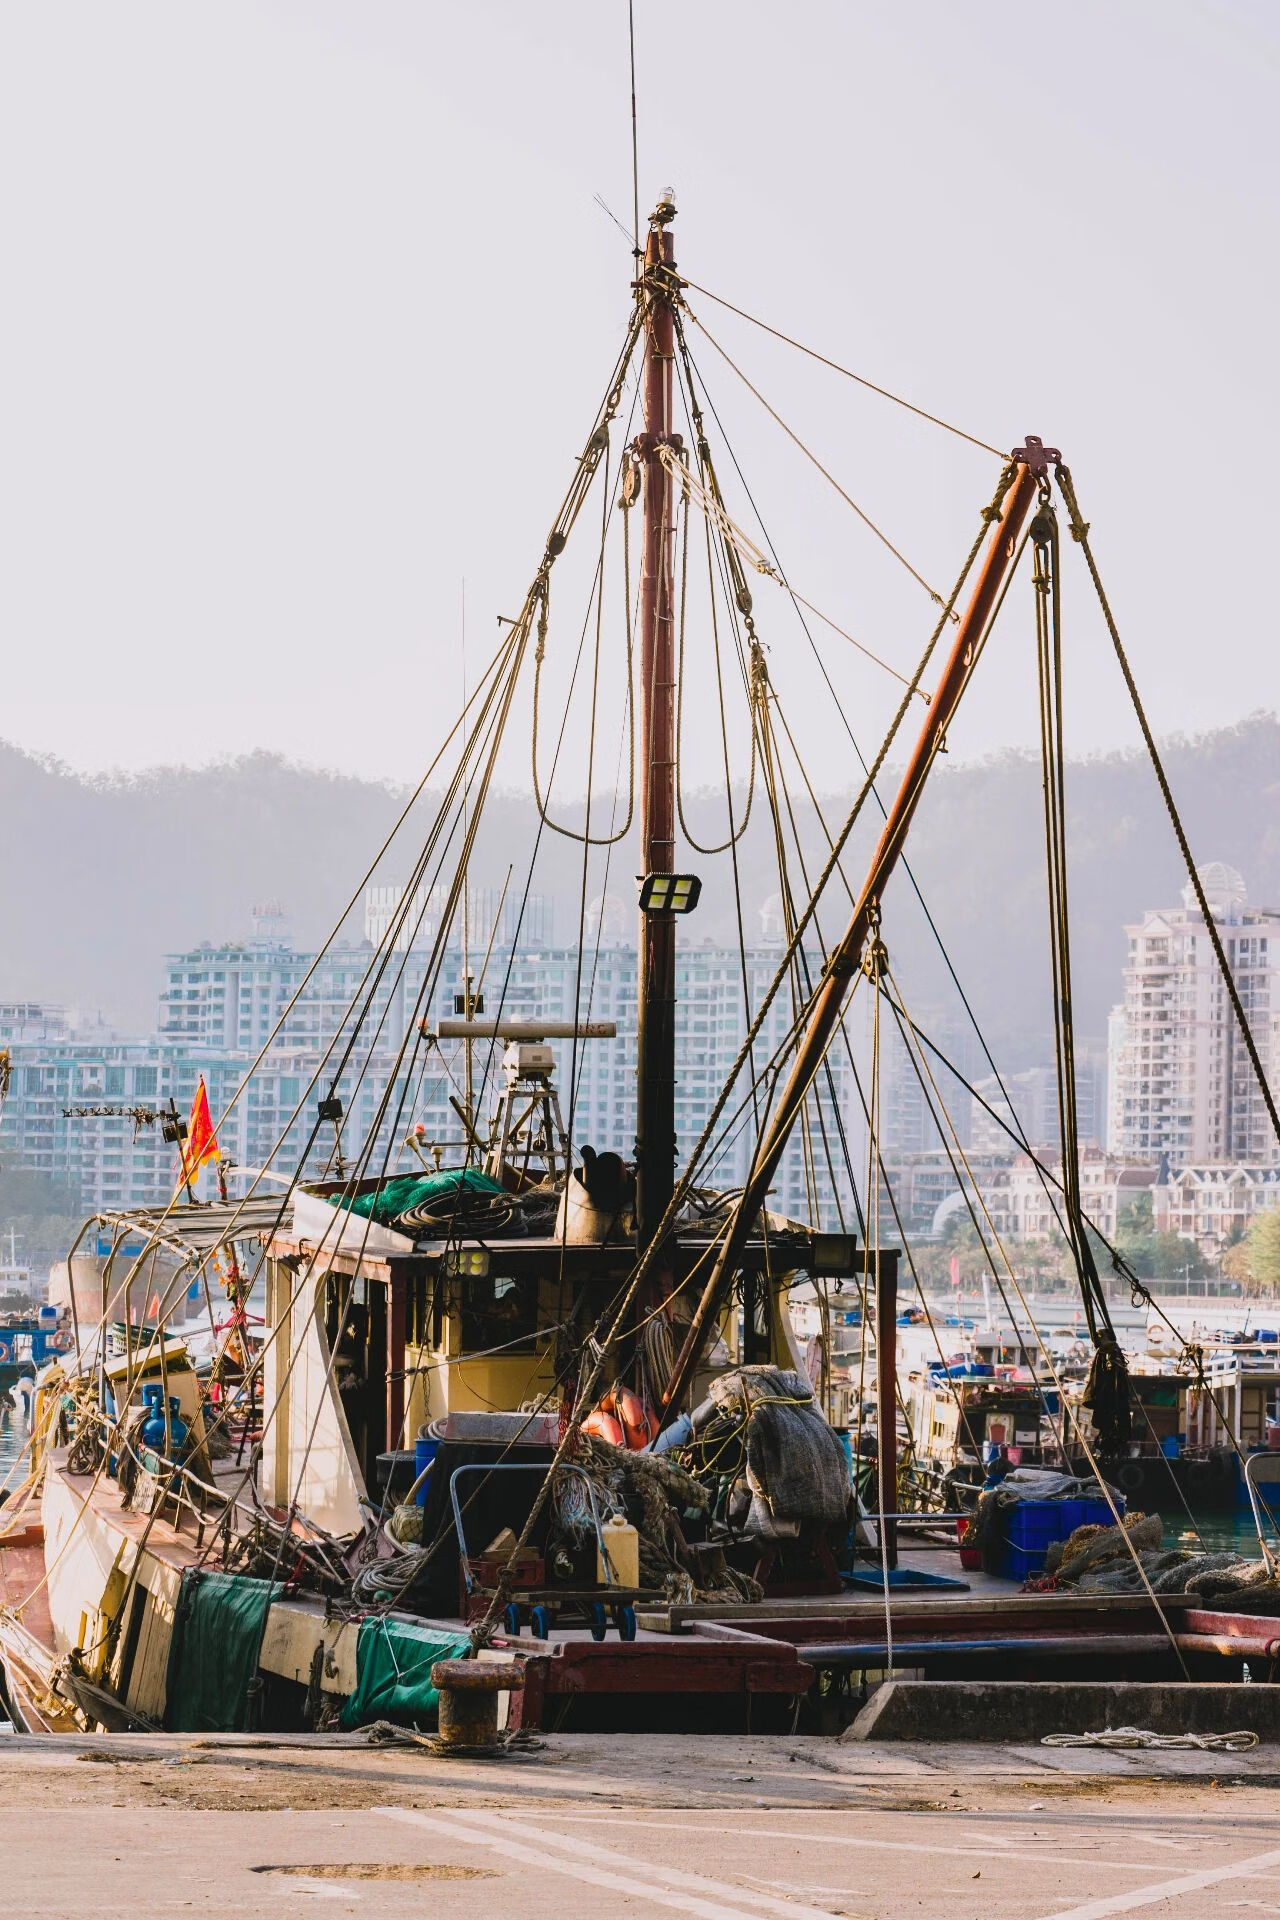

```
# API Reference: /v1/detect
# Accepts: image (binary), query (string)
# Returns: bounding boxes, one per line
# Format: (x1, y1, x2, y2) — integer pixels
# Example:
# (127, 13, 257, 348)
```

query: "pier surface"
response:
(4, 1730, 1280, 1919)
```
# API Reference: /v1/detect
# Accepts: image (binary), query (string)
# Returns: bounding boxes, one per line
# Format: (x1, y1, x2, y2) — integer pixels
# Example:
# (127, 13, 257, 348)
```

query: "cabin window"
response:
(459, 1272, 539, 1352)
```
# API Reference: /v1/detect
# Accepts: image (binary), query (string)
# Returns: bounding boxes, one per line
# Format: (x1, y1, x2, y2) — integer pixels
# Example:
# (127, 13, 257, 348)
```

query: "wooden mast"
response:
(633, 193, 681, 1259)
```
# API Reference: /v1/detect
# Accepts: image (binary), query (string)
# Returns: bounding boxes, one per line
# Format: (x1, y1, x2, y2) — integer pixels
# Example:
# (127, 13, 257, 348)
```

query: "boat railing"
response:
(1241, 1452, 1280, 1573)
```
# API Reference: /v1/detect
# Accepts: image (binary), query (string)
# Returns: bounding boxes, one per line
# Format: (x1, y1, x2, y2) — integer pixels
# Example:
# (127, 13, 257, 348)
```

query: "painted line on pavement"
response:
(452, 1808, 848, 1920)
(379, 1806, 836, 1920)
(539, 1811, 1172, 1873)
(1042, 1845, 1280, 1920)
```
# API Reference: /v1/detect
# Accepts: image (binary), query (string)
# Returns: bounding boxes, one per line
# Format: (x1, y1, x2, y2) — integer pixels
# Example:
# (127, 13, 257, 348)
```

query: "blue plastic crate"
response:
(999, 1496, 1118, 1581)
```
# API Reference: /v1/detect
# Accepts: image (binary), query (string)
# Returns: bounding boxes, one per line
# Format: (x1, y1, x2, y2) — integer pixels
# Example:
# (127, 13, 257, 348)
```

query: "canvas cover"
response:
(338, 1615, 472, 1729)
(164, 1569, 280, 1732)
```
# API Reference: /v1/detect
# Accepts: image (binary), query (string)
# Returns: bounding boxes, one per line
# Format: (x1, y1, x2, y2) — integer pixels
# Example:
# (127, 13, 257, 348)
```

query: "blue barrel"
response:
(1160, 1433, 1181, 1460)
(414, 1435, 439, 1505)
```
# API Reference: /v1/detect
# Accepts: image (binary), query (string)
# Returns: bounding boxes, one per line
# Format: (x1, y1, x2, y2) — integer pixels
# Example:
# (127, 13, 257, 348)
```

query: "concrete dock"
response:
(6, 1728, 1280, 1918)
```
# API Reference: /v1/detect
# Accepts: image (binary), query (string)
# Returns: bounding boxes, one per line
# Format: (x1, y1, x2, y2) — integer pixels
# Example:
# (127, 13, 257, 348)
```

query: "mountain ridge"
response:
(4, 712, 1276, 1050)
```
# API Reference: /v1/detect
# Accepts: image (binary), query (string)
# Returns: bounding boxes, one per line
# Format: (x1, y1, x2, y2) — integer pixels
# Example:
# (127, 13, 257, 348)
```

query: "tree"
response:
(0, 1166, 86, 1289)
(1235, 1212, 1280, 1296)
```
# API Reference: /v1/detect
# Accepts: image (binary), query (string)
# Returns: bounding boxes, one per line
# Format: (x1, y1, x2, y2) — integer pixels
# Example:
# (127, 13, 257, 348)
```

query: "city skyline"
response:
(7, 852, 1277, 1262)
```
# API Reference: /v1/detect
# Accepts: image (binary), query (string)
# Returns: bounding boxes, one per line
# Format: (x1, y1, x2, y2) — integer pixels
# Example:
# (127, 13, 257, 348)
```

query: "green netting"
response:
(164, 1570, 281, 1733)
(338, 1615, 472, 1729)
(327, 1168, 504, 1226)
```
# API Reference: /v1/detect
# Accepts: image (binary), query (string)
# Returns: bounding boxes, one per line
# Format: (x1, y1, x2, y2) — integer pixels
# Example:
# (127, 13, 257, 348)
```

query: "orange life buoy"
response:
(599, 1386, 658, 1452)
(0, 1341, 11, 1364)
(582, 1409, 625, 1447)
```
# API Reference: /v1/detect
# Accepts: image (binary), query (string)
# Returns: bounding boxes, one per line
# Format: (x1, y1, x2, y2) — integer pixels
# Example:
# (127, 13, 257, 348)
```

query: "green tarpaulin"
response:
(338, 1616, 472, 1730)
(327, 1168, 504, 1227)
(164, 1570, 281, 1733)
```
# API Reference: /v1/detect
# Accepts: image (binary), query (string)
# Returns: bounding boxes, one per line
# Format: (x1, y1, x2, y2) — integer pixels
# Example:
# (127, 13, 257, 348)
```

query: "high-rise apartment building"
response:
(2, 895, 871, 1227)
(1107, 864, 1280, 1165)
(969, 1050, 1107, 1158)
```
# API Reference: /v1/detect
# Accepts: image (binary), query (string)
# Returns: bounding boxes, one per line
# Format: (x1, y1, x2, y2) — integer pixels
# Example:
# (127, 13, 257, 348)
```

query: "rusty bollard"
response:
(431, 1658, 526, 1752)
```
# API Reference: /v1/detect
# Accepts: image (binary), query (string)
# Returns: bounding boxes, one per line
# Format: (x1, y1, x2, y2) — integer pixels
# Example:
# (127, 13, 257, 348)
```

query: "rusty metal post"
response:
(875, 1249, 899, 1570)
(634, 195, 681, 1255)
(431, 1657, 526, 1752)
(661, 454, 1041, 1416)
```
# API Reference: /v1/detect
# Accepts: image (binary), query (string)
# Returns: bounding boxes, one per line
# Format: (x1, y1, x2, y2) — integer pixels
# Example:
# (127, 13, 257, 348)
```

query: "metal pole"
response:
(661, 454, 1041, 1415)
(634, 195, 680, 1253)
(875, 1250, 899, 1570)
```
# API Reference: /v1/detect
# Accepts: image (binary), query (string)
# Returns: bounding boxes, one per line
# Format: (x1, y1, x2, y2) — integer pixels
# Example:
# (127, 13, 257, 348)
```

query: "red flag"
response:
(176, 1075, 219, 1196)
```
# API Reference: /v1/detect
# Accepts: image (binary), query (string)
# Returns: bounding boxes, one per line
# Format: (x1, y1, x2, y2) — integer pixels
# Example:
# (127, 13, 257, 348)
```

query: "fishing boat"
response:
(3, 189, 1278, 1736)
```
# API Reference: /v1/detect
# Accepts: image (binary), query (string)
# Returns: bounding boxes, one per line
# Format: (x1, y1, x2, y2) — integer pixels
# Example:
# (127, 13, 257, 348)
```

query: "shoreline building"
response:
(1107, 864, 1280, 1167)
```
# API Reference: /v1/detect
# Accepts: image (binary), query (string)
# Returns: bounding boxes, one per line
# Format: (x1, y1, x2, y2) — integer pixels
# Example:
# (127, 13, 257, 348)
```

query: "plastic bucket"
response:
(414, 1435, 439, 1505)
(957, 1517, 983, 1571)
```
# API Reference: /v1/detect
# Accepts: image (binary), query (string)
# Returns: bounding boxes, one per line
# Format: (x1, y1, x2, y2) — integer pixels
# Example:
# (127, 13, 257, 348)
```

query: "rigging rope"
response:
(671, 386, 760, 853)
(675, 273, 1007, 459)
(530, 318, 641, 845)
(658, 441, 923, 695)
(1031, 490, 1131, 1459)
(469, 462, 1020, 1644)
(1055, 461, 1280, 1158)
(880, 959, 1191, 1678)
(684, 303, 958, 612)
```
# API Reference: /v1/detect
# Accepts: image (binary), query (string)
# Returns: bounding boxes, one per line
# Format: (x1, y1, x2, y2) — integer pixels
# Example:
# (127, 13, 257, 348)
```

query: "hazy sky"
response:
(1, 1, 1275, 794)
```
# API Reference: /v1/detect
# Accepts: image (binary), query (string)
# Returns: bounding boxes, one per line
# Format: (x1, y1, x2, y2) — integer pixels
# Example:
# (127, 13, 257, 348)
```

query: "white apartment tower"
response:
(1107, 864, 1280, 1165)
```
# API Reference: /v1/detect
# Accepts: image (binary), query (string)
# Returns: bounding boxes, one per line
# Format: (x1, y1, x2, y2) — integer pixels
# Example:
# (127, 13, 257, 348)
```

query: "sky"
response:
(0, 0, 1275, 794)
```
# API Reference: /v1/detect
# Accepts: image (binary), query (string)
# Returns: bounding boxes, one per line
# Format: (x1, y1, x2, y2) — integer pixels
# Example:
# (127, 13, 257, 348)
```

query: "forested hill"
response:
(2, 713, 1276, 1052)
